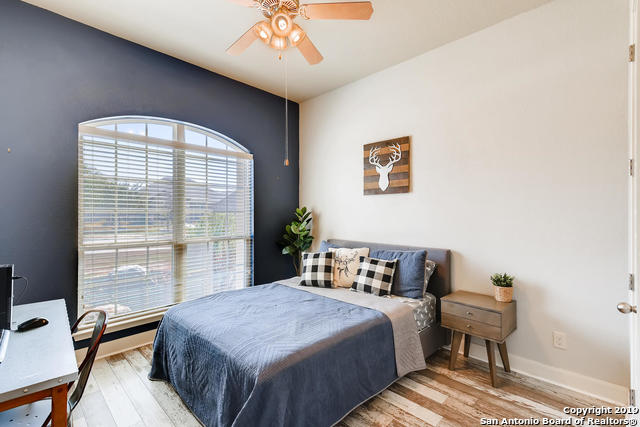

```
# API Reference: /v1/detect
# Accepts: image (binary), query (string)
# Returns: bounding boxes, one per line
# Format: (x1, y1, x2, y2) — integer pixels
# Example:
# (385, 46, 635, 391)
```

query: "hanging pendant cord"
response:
(284, 51, 289, 166)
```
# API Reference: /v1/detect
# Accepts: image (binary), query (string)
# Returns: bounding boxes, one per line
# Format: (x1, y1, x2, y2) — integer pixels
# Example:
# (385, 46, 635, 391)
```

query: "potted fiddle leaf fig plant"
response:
(491, 273, 514, 303)
(279, 207, 314, 276)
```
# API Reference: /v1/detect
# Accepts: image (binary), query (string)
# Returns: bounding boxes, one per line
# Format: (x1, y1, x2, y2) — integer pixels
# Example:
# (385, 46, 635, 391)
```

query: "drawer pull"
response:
(466, 324, 473, 329)
(466, 311, 473, 316)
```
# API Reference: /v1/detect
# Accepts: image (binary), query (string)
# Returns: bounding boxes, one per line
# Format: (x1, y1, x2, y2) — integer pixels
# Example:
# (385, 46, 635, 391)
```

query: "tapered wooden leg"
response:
(463, 334, 471, 357)
(497, 341, 511, 372)
(485, 340, 498, 387)
(51, 384, 68, 427)
(449, 331, 463, 370)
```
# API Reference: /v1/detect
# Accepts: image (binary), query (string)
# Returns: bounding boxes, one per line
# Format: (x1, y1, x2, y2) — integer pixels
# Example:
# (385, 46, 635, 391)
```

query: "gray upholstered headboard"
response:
(326, 239, 451, 301)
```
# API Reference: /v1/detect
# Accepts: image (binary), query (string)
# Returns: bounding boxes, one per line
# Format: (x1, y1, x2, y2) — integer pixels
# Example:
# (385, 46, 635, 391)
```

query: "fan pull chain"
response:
(283, 51, 290, 167)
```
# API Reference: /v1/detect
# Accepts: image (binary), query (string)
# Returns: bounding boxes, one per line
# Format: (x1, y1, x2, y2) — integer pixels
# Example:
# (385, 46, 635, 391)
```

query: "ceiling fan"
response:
(226, 0, 374, 65)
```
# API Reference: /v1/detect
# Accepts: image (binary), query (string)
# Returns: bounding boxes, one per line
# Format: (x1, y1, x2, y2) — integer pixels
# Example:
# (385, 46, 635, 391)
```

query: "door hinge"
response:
(630, 274, 635, 291)
(631, 44, 636, 62)
(631, 389, 636, 406)
(631, 159, 635, 176)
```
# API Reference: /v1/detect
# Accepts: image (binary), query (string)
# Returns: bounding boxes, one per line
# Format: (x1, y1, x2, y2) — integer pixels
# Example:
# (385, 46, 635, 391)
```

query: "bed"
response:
(149, 239, 451, 427)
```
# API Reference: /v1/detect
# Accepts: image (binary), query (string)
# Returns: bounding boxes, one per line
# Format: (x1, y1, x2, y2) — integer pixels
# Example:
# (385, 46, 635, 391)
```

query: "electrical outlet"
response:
(553, 331, 567, 350)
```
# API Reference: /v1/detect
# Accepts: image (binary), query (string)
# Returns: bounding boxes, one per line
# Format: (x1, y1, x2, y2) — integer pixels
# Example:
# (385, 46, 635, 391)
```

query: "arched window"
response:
(78, 117, 253, 320)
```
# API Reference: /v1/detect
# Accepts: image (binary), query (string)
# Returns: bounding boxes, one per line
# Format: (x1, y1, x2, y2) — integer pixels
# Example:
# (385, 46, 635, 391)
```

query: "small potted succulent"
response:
(490, 273, 514, 303)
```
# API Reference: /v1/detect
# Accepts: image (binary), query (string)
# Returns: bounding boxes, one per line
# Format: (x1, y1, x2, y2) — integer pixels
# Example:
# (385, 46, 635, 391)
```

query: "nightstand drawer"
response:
(442, 301, 501, 327)
(442, 313, 502, 341)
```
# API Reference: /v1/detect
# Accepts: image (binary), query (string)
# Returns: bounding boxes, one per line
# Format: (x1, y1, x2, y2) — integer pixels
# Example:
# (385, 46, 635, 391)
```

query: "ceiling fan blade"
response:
(301, 2, 373, 20)
(226, 23, 260, 55)
(227, 0, 257, 6)
(296, 35, 323, 65)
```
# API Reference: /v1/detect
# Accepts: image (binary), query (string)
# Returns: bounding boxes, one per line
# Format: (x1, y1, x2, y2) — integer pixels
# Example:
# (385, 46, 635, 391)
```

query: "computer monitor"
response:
(0, 264, 13, 332)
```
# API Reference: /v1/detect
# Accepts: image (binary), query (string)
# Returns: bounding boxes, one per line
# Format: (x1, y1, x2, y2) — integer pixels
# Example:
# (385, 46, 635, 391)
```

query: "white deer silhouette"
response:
(369, 142, 402, 191)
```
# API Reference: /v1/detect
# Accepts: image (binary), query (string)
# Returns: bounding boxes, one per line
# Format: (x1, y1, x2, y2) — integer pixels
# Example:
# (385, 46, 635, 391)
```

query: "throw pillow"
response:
(369, 249, 427, 299)
(329, 247, 370, 287)
(351, 256, 397, 296)
(299, 252, 334, 288)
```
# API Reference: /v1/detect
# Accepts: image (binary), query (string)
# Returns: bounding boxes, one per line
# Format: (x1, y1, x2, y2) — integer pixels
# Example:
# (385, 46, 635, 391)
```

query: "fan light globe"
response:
(288, 24, 305, 46)
(269, 35, 287, 50)
(271, 12, 293, 37)
(254, 20, 273, 43)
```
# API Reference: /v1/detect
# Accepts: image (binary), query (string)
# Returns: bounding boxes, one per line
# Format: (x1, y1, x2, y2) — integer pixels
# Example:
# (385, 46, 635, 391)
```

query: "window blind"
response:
(78, 118, 254, 320)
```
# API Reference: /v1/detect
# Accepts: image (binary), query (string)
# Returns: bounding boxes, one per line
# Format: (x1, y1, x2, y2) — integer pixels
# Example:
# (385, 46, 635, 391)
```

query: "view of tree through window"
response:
(77, 117, 254, 319)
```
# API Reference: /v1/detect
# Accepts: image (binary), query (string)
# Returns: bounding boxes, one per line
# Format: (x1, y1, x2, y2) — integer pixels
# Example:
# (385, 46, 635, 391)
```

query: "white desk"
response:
(0, 299, 79, 426)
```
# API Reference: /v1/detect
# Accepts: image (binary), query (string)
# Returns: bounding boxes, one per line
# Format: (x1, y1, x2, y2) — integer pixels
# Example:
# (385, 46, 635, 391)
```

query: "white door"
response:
(625, 0, 640, 409)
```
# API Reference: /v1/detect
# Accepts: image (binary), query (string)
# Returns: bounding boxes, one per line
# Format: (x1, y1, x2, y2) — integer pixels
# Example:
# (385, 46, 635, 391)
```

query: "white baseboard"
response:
(449, 341, 628, 406)
(74, 329, 156, 363)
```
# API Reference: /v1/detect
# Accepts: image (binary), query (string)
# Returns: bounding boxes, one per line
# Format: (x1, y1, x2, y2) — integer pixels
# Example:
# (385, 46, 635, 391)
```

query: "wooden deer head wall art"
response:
(363, 137, 410, 195)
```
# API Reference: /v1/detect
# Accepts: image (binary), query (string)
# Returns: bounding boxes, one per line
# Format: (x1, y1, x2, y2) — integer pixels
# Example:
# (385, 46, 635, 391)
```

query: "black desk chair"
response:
(0, 309, 108, 426)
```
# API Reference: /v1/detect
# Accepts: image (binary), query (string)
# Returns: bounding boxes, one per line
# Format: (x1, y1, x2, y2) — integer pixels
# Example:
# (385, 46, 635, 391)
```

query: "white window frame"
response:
(75, 116, 254, 337)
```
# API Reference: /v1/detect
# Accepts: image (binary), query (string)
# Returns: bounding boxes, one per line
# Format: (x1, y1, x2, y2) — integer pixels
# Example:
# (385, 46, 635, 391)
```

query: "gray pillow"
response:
(370, 249, 427, 299)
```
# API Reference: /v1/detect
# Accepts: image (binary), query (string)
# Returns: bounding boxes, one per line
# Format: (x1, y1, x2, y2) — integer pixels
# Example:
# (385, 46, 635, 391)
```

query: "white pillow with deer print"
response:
(329, 247, 370, 288)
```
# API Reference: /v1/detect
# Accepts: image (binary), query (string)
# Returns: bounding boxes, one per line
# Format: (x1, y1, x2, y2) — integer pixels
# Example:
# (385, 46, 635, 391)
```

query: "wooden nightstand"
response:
(441, 290, 516, 387)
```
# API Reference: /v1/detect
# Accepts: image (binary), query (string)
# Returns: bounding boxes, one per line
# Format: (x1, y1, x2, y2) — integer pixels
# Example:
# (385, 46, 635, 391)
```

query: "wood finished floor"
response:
(71, 345, 620, 427)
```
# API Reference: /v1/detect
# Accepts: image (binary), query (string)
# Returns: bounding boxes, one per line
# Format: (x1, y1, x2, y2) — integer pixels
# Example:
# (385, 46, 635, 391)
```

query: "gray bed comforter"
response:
(149, 283, 398, 427)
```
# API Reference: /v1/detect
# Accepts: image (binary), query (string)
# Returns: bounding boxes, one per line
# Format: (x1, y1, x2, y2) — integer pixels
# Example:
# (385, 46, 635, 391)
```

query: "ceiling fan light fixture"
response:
(227, 0, 374, 65)
(288, 24, 305, 46)
(269, 35, 288, 50)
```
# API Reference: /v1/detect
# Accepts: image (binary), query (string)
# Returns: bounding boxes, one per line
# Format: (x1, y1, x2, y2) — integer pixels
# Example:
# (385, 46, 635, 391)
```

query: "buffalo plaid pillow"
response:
(351, 256, 397, 296)
(299, 252, 334, 288)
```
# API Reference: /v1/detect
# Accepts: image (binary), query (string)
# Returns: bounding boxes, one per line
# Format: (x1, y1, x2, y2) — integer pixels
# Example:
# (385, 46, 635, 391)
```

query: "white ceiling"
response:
(23, 0, 552, 102)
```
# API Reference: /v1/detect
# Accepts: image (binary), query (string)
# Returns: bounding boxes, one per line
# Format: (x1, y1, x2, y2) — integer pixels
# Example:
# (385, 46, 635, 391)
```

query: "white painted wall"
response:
(300, 0, 629, 402)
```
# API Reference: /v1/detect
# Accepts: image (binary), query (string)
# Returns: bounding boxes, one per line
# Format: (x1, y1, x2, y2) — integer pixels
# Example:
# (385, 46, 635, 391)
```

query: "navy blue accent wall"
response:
(0, 0, 299, 327)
